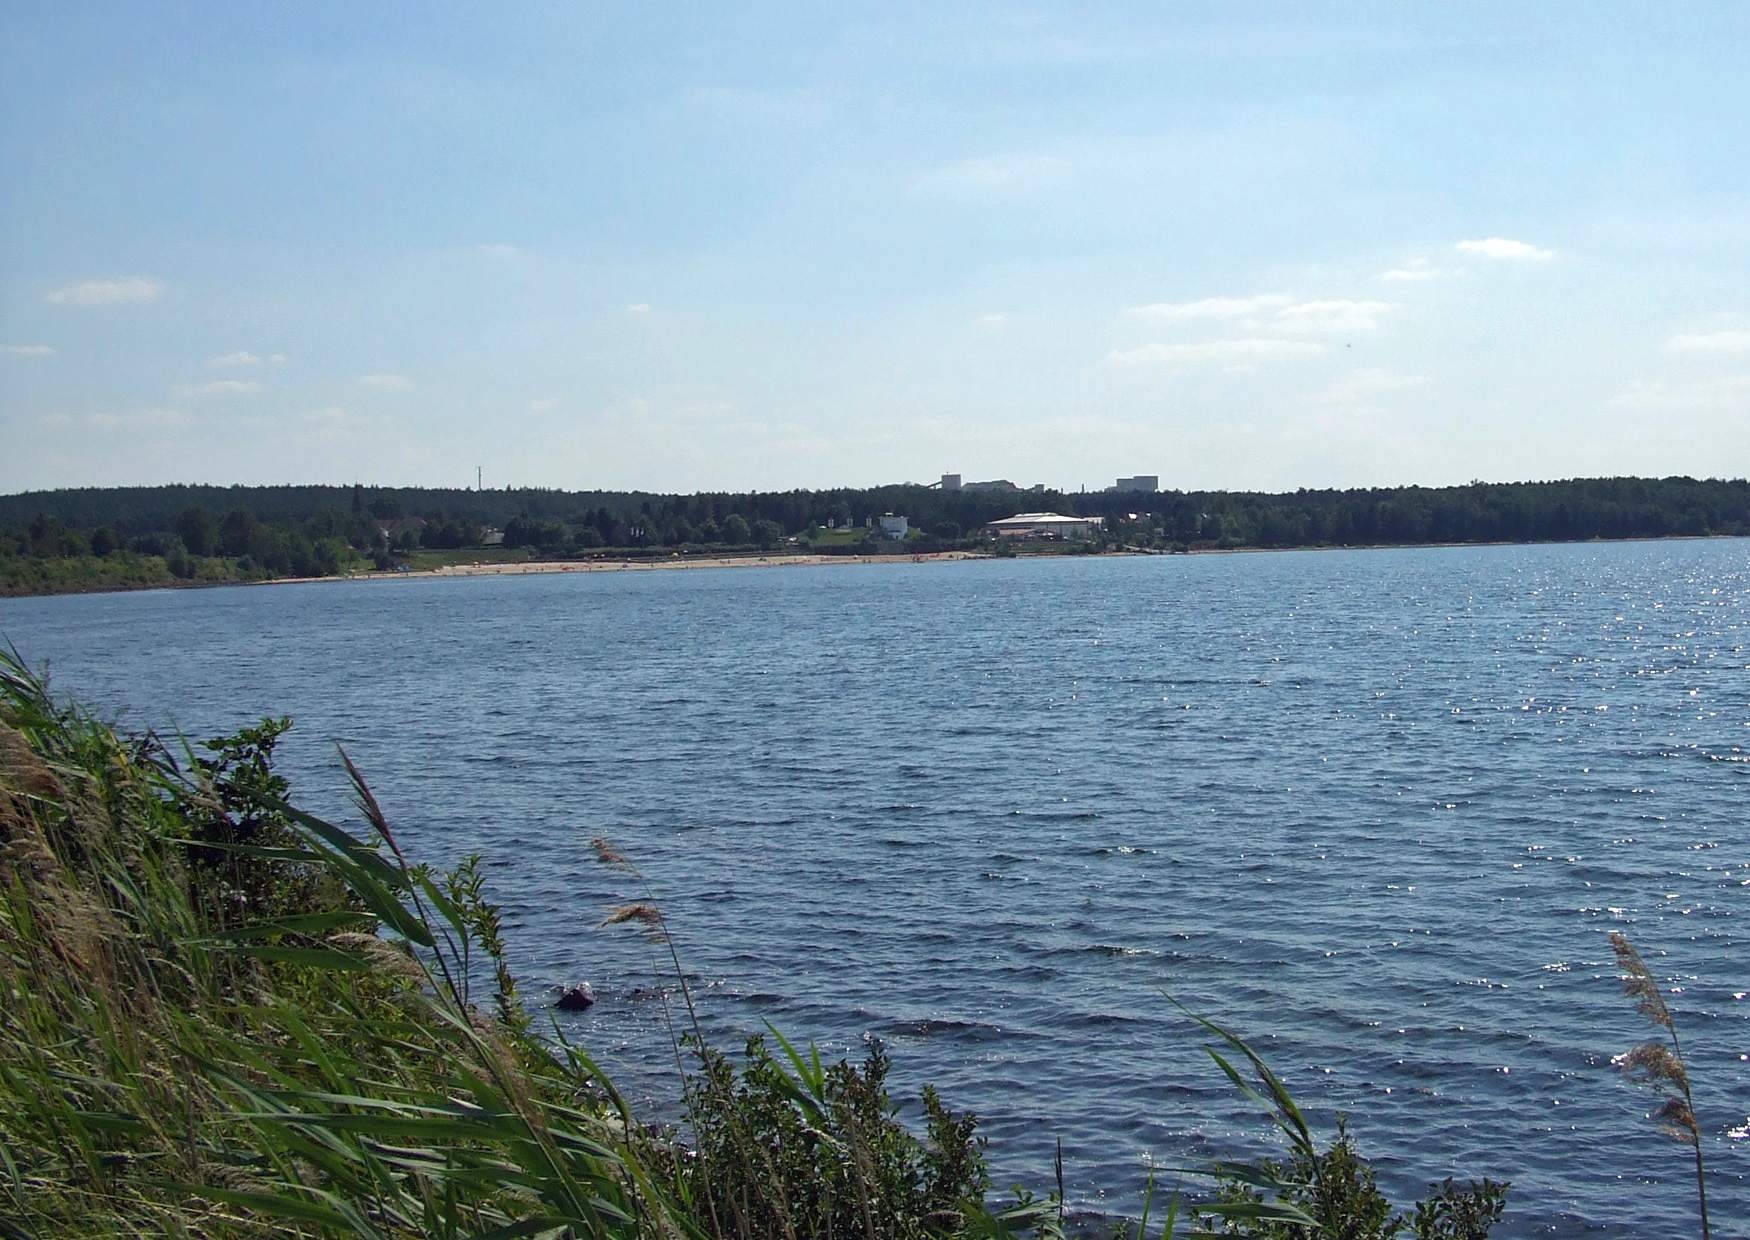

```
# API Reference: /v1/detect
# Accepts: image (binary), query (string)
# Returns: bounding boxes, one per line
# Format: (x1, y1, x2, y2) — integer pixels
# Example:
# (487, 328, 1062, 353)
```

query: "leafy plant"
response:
(674, 1032, 993, 1239)
(1169, 1003, 1509, 1238)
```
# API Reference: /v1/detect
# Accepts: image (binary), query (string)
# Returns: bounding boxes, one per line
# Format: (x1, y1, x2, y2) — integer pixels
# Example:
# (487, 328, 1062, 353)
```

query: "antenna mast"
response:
(476, 465, 482, 491)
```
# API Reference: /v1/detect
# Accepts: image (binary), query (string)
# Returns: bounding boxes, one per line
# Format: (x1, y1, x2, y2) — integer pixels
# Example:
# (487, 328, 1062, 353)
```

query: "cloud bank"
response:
(45, 277, 163, 305)
(1455, 237, 1556, 262)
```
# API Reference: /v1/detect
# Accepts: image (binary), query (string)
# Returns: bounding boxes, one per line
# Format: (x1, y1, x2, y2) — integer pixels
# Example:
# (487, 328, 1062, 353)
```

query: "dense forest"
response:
(2, 475, 1747, 596)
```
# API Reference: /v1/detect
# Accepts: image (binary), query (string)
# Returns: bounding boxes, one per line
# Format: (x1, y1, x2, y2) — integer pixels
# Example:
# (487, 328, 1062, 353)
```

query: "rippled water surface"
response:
(4, 541, 1747, 1236)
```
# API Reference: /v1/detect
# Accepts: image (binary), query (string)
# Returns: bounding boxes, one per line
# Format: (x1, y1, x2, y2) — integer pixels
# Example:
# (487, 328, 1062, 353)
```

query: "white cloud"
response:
(359, 373, 415, 391)
(1107, 338, 1326, 368)
(1128, 295, 1388, 335)
(1129, 294, 1292, 321)
(207, 350, 287, 367)
(177, 379, 262, 397)
(1314, 368, 1428, 405)
(89, 408, 193, 430)
(973, 313, 1008, 330)
(45, 276, 163, 305)
(2, 344, 55, 356)
(1377, 257, 1448, 283)
(1608, 375, 1750, 410)
(1270, 299, 1391, 335)
(474, 243, 519, 257)
(625, 303, 652, 316)
(528, 397, 559, 414)
(1666, 329, 1750, 355)
(38, 412, 75, 428)
(300, 405, 349, 425)
(1455, 237, 1556, 262)
(915, 151, 1069, 196)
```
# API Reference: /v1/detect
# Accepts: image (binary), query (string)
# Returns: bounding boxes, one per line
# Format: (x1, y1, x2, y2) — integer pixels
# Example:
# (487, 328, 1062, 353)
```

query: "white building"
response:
(878, 513, 910, 539)
(984, 512, 1104, 539)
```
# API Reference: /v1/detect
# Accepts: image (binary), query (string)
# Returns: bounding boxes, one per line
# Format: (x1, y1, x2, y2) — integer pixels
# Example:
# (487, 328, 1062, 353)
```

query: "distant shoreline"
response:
(259, 548, 993, 587)
(257, 531, 1749, 590)
(5, 534, 1744, 602)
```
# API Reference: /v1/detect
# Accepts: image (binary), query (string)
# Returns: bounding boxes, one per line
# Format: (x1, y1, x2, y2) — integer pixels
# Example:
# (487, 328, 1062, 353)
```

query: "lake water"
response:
(3, 541, 1746, 1237)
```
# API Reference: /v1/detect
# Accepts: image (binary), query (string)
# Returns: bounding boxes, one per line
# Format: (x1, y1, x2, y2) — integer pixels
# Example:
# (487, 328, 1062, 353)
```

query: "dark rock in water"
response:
(554, 983, 595, 1011)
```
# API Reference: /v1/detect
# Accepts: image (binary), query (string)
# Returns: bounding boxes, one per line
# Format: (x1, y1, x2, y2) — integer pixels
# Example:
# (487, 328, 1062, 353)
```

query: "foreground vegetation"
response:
(0, 651, 1044, 1237)
(2, 646, 1716, 1236)
(3, 475, 1748, 596)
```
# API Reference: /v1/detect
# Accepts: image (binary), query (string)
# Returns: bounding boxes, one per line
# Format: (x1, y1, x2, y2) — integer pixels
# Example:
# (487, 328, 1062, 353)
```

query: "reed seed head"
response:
(1650, 1097, 1700, 1146)
(1614, 1041, 1690, 1092)
(591, 837, 633, 870)
(600, 902, 668, 942)
(1609, 931, 1674, 1030)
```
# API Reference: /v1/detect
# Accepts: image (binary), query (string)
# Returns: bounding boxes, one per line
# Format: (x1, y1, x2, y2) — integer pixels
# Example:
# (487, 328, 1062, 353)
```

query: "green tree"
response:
(219, 508, 258, 558)
(175, 507, 217, 557)
(721, 513, 751, 544)
(164, 539, 195, 578)
(311, 537, 344, 575)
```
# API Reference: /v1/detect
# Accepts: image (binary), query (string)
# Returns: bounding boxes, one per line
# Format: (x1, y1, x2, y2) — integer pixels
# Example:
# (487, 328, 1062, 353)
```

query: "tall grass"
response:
(0, 651, 676, 1236)
(0, 650, 1059, 1237)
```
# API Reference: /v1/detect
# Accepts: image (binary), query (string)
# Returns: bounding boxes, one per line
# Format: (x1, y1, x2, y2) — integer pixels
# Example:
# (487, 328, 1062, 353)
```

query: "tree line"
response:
(1085, 475, 1750, 549)
(3, 475, 1747, 596)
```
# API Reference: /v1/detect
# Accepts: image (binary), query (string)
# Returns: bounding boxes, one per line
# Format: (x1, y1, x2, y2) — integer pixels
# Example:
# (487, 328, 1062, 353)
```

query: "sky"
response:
(3, 2, 1748, 495)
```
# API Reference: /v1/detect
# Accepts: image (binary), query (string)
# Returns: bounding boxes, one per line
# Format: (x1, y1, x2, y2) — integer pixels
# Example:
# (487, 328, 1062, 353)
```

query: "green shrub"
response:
(675, 1033, 990, 1239)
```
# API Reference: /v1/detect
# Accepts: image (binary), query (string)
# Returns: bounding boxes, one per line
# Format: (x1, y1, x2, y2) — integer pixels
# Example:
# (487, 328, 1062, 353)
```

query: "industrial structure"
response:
(934, 471, 1154, 494)
(933, 472, 1046, 494)
(984, 512, 1105, 540)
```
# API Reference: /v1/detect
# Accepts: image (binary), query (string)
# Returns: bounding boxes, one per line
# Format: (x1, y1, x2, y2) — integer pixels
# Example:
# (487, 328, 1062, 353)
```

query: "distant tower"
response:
(476, 465, 483, 492)
(941, 473, 962, 491)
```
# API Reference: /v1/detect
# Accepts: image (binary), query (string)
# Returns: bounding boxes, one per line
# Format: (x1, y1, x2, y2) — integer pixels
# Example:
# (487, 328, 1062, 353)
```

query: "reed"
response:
(1608, 932, 1711, 1240)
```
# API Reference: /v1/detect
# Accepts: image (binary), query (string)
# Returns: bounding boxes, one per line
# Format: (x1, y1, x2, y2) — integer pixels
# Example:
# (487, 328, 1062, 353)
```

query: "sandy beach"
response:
(262, 549, 992, 588)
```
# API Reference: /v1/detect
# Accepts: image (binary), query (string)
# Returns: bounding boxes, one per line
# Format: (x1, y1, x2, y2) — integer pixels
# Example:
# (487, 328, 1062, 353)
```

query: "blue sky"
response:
(3, 3, 1748, 494)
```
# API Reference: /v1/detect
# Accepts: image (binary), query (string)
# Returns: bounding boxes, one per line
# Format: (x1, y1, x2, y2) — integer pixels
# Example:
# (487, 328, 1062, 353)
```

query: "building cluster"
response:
(859, 468, 1152, 544)
(934, 471, 1157, 495)
(934, 473, 1046, 494)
